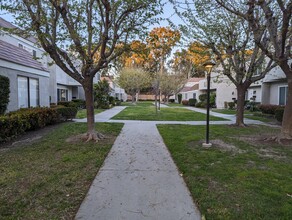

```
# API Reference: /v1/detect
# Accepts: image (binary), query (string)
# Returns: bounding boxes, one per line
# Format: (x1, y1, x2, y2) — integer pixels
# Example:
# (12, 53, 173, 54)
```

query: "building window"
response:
(185, 93, 187, 99)
(18, 76, 39, 108)
(57, 89, 68, 101)
(279, 86, 288, 105)
(33, 50, 37, 58)
(193, 93, 196, 99)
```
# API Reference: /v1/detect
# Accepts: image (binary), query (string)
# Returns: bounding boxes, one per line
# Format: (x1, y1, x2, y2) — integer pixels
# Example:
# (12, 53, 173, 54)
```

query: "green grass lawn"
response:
(245, 113, 277, 123)
(157, 124, 292, 219)
(0, 122, 123, 219)
(76, 109, 104, 119)
(121, 101, 154, 107)
(112, 105, 227, 121)
(212, 109, 254, 115)
(166, 103, 183, 107)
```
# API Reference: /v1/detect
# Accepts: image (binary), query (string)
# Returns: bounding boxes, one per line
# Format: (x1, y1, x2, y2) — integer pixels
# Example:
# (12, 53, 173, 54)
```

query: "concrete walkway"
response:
(75, 106, 270, 219)
(76, 122, 201, 220)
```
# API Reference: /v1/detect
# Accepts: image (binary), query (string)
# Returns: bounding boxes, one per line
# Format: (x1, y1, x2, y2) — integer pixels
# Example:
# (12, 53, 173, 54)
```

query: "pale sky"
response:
(0, 1, 182, 30)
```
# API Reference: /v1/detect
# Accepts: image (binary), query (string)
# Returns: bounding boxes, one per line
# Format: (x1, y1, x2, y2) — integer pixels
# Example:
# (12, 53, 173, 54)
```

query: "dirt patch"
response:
(65, 133, 115, 145)
(0, 123, 66, 152)
(188, 140, 245, 154)
(257, 148, 287, 160)
(236, 135, 292, 147)
(211, 139, 246, 154)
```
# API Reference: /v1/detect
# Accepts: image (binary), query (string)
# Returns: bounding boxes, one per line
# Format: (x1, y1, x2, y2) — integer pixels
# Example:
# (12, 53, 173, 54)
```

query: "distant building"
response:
(0, 17, 99, 112)
(100, 76, 127, 101)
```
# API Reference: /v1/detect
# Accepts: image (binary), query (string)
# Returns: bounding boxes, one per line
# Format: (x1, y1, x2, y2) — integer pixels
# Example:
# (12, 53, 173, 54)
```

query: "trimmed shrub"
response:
(195, 102, 207, 108)
(210, 93, 216, 107)
(182, 100, 189, 105)
(228, 102, 235, 110)
(57, 101, 71, 107)
(188, 98, 197, 106)
(0, 114, 27, 142)
(115, 97, 121, 106)
(258, 104, 279, 115)
(109, 96, 115, 105)
(55, 107, 77, 121)
(0, 107, 78, 143)
(0, 75, 10, 115)
(199, 94, 207, 102)
(71, 99, 86, 109)
(169, 99, 175, 103)
(178, 94, 182, 104)
(275, 107, 285, 122)
(8, 107, 60, 130)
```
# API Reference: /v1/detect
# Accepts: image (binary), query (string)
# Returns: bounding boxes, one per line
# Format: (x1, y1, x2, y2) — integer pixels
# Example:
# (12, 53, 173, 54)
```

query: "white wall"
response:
(0, 31, 48, 68)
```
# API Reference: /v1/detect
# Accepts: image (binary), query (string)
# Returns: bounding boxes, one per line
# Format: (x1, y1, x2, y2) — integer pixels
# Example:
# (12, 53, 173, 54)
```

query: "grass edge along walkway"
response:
(112, 105, 228, 121)
(157, 124, 292, 220)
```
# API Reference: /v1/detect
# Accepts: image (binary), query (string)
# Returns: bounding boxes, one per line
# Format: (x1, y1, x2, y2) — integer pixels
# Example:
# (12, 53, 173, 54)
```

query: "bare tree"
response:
(2, 0, 162, 141)
(171, 0, 276, 126)
(215, 0, 292, 137)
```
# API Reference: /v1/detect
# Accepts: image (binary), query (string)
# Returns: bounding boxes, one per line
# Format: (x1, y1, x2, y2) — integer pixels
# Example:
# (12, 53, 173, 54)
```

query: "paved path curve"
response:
(75, 106, 270, 220)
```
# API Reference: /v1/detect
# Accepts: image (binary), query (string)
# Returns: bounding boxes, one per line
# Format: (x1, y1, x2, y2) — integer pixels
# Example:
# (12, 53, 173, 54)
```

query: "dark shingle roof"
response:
(0, 40, 48, 72)
(0, 17, 37, 43)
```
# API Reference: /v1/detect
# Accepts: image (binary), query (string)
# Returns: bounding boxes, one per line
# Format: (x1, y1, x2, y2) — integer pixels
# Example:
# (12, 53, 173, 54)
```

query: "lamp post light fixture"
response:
(202, 61, 216, 147)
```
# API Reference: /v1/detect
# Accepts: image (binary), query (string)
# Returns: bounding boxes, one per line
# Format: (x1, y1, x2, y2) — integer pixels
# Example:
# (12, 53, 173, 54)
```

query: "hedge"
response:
(275, 107, 285, 122)
(195, 102, 207, 108)
(199, 94, 207, 102)
(0, 107, 77, 143)
(182, 100, 189, 105)
(228, 102, 236, 110)
(188, 98, 197, 106)
(178, 94, 182, 104)
(0, 75, 10, 115)
(258, 104, 280, 115)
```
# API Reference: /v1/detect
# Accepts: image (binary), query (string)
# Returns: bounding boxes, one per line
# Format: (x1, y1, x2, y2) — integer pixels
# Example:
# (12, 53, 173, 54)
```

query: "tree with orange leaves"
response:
(146, 27, 181, 112)
(169, 42, 211, 78)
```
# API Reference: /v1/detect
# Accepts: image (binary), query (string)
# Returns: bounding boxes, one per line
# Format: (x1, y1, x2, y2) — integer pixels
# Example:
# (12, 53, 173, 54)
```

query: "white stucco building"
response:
(0, 17, 100, 112)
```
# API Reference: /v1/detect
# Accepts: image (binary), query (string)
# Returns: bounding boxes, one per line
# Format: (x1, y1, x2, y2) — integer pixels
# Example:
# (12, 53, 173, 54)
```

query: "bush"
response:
(0, 107, 77, 143)
(199, 94, 207, 102)
(258, 104, 280, 115)
(228, 102, 235, 109)
(71, 99, 86, 109)
(0, 114, 27, 142)
(55, 107, 77, 121)
(109, 96, 115, 105)
(0, 75, 10, 115)
(275, 107, 285, 122)
(57, 101, 71, 107)
(8, 107, 60, 130)
(115, 97, 121, 106)
(178, 94, 182, 104)
(182, 100, 189, 105)
(195, 102, 207, 108)
(210, 93, 216, 107)
(188, 98, 197, 106)
(169, 99, 175, 103)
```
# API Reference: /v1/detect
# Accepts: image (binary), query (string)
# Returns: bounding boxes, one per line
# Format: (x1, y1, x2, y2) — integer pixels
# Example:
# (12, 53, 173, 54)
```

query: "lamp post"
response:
(202, 61, 216, 147)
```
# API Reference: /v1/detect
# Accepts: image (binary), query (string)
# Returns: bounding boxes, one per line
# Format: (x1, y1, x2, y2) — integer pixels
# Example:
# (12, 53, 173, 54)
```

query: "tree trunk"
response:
(281, 77, 292, 138)
(155, 93, 158, 114)
(235, 86, 246, 127)
(83, 77, 104, 142)
(131, 92, 135, 103)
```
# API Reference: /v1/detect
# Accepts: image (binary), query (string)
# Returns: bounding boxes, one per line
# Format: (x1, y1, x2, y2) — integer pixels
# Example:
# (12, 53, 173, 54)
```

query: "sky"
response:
(0, 1, 183, 30)
(0, 1, 184, 55)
